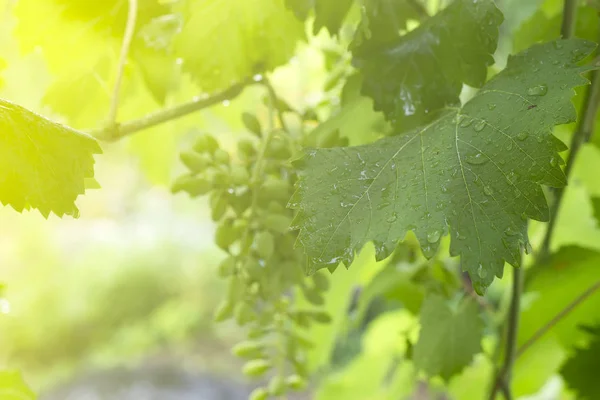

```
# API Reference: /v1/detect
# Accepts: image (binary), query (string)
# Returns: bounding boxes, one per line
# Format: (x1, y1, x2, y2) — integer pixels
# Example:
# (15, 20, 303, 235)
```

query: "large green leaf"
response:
(0, 98, 102, 217)
(0, 370, 36, 400)
(561, 325, 600, 400)
(413, 294, 483, 380)
(291, 39, 596, 293)
(174, 0, 304, 91)
(352, 0, 503, 132)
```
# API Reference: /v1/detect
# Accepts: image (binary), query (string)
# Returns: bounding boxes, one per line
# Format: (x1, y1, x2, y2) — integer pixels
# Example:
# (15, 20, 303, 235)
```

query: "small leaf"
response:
(352, 0, 503, 132)
(413, 295, 483, 380)
(0, 99, 102, 217)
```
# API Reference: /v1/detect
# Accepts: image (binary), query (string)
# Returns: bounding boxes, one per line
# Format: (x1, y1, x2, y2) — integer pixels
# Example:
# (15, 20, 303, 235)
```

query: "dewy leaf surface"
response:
(413, 295, 483, 380)
(0, 99, 102, 217)
(352, 0, 503, 133)
(291, 39, 596, 293)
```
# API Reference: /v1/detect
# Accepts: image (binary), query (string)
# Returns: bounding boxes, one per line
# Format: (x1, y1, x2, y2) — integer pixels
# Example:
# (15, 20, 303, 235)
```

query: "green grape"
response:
(218, 256, 237, 278)
(210, 192, 228, 221)
(238, 138, 257, 158)
(215, 219, 236, 251)
(312, 272, 330, 291)
(268, 375, 286, 396)
(235, 302, 257, 325)
(214, 300, 234, 322)
(254, 231, 275, 259)
(266, 201, 286, 215)
(214, 148, 231, 165)
(289, 311, 311, 328)
(248, 325, 269, 339)
(171, 175, 212, 197)
(266, 136, 291, 159)
(301, 285, 324, 306)
(285, 375, 307, 391)
(242, 359, 272, 378)
(260, 178, 290, 202)
(249, 387, 269, 400)
(229, 189, 252, 215)
(180, 151, 211, 173)
(227, 276, 245, 303)
(211, 166, 231, 187)
(309, 310, 332, 323)
(193, 133, 219, 154)
(242, 112, 262, 137)
(264, 214, 292, 234)
(230, 165, 251, 186)
(232, 340, 264, 358)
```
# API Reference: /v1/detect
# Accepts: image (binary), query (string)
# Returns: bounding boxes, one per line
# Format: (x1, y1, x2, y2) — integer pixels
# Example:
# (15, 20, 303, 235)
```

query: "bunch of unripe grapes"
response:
(172, 110, 347, 399)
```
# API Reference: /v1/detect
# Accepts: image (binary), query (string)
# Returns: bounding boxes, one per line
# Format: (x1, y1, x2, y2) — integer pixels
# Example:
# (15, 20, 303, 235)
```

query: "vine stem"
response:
(516, 280, 600, 358)
(488, 265, 523, 400)
(107, 0, 138, 127)
(538, 39, 600, 263)
(561, 0, 578, 39)
(94, 78, 254, 141)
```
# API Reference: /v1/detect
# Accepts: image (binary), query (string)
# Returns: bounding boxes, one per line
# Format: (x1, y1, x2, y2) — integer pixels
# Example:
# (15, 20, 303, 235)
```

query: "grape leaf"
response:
(290, 38, 596, 293)
(413, 294, 483, 380)
(561, 325, 600, 400)
(313, 0, 354, 35)
(0, 98, 102, 217)
(174, 0, 304, 91)
(352, 0, 503, 133)
(0, 370, 36, 399)
(351, 0, 425, 51)
(284, 0, 314, 20)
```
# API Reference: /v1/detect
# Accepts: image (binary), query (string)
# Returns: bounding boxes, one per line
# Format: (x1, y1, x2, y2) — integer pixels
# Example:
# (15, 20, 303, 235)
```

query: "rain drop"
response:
(527, 84, 548, 96)
(488, 103, 497, 110)
(427, 230, 441, 243)
(460, 117, 474, 128)
(504, 226, 519, 236)
(473, 120, 486, 132)
(477, 264, 487, 279)
(517, 131, 529, 141)
(386, 213, 398, 223)
(483, 186, 493, 196)
(550, 157, 558, 167)
(506, 141, 513, 151)
(466, 153, 488, 165)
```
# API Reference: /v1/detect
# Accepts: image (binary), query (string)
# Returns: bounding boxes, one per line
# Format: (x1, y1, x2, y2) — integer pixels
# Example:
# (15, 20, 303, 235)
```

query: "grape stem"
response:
(93, 77, 255, 141)
(107, 0, 138, 129)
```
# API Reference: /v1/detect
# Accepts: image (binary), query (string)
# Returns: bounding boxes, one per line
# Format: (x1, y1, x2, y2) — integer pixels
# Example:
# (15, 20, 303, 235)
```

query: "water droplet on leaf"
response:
(527, 85, 548, 96)
(427, 230, 441, 243)
(473, 120, 486, 132)
(466, 153, 488, 165)
(488, 103, 497, 110)
(483, 186, 493, 196)
(517, 131, 529, 141)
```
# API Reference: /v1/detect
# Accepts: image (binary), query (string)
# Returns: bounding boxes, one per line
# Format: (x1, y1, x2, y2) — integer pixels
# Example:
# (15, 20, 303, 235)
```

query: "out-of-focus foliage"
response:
(1, 0, 600, 400)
